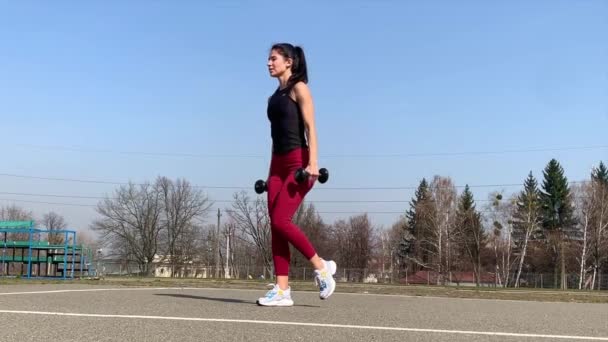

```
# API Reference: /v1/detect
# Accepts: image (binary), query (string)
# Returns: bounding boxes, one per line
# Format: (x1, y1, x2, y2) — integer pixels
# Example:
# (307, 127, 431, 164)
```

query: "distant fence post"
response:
(541, 274, 543, 288)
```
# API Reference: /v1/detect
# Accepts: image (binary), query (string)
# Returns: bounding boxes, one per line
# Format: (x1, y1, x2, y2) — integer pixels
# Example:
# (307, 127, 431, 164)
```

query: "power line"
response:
(0, 190, 593, 204)
(0, 198, 96, 208)
(226, 209, 408, 215)
(323, 145, 608, 158)
(12, 143, 608, 159)
(219, 208, 500, 215)
(0, 197, 407, 214)
(0, 172, 591, 191)
(0, 173, 241, 189)
(0, 191, 416, 202)
(219, 208, 407, 215)
(13, 144, 267, 159)
(0, 173, 130, 186)
(0, 191, 106, 200)
(0, 197, 498, 214)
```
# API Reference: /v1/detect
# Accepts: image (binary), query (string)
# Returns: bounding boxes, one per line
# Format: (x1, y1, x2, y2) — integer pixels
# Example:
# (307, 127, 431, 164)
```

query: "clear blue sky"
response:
(1, 1, 606, 236)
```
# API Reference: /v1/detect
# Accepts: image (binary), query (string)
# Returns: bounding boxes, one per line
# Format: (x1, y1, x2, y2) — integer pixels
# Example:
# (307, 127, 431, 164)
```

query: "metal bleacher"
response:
(0, 220, 94, 279)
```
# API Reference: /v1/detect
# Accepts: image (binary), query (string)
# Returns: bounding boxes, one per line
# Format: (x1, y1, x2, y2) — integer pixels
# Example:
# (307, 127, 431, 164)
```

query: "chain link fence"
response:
(94, 259, 607, 290)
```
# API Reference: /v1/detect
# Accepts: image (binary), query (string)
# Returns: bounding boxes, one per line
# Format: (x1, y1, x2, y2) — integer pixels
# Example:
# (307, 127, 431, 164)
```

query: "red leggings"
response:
(267, 147, 317, 276)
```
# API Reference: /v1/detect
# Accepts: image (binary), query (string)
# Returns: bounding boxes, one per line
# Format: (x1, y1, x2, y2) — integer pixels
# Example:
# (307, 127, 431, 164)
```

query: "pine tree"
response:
(455, 185, 485, 286)
(513, 172, 543, 239)
(400, 178, 434, 270)
(540, 159, 576, 231)
(592, 161, 608, 184)
(511, 171, 542, 287)
(539, 158, 576, 289)
(406, 178, 430, 237)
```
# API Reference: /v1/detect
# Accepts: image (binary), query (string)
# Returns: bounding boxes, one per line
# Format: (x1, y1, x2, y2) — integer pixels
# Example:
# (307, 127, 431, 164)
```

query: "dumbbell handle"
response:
(295, 167, 329, 184)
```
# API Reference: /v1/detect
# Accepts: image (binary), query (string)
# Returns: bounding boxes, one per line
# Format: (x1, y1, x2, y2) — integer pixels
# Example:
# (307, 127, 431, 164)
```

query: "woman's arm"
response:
(293, 82, 319, 177)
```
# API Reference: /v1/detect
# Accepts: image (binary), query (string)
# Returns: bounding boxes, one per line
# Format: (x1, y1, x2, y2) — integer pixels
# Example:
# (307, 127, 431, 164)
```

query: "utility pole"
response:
(225, 225, 230, 279)
(215, 208, 221, 278)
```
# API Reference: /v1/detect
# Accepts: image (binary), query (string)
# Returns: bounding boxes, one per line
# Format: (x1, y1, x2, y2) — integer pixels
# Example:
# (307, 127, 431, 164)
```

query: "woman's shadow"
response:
(155, 293, 320, 308)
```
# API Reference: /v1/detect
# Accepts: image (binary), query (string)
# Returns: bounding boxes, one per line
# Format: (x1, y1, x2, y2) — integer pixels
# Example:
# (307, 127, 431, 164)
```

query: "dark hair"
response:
(271, 43, 308, 89)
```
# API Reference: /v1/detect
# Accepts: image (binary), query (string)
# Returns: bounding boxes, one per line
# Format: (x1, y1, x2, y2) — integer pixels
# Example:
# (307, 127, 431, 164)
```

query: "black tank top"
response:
(267, 86, 308, 154)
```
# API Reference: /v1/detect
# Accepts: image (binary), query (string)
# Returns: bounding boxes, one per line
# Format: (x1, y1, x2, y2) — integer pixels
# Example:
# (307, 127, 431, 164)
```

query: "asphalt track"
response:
(0, 284, 607, 342)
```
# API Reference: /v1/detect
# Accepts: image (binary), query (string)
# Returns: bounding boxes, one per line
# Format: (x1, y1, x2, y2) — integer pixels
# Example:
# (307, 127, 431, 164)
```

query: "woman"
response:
(257, 43, 337, 307)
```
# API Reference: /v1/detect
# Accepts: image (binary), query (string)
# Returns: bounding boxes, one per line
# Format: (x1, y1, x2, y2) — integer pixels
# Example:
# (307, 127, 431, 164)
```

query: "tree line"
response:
(88, 158, 606, 289)
(400, 159, 607, 289)
(1, 158, 605, 289)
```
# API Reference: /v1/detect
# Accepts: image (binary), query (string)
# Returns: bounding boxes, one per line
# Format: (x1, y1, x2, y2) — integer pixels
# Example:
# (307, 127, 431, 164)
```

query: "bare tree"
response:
(75, 229, 100, 251)
(91, 182, 163, 276)
(0, 204, 36, 241)
(351, 214, 374, 277)
(330, 213, 374, 282)
(387, 216, 407, 281)
(227, 191, 273, 277)
(200, 223, 216, 262)
(429, 176, 457, 284)
(0, 204, 34, 221)
(0, 204, 35, 241)
(377, 224, 403, 282)
(586, 166, 608, 290)
(169, 222, 206, 277)
(219, 219, 259, 279)
(331, 219, 352, 277)
(156, 176, 212, 277)
(41, 211, 67, 245)
(483, 192, 515, 287)
(573, 183, 592, 289)
(511, 172, 543, 287)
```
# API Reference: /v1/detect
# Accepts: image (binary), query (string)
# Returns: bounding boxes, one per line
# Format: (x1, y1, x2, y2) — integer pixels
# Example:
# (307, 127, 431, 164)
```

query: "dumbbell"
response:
(254, 179, 267, 194)
(294, 167, 329, 184)
(254, 167, 329, 194)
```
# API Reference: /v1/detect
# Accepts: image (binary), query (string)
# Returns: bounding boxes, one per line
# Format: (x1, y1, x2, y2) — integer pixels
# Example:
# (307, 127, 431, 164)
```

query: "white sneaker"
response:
(314, 259, 337, 300)
(256, 284, 294, 307)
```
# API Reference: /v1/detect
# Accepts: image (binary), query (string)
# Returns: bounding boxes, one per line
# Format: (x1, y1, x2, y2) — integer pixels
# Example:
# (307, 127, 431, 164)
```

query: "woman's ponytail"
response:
(291, 45, 308, 86)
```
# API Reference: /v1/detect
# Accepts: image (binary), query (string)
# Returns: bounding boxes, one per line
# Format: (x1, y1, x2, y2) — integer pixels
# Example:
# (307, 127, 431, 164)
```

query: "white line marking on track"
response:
(0, 287, 174, 296)
(0, 309, 606, 340)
